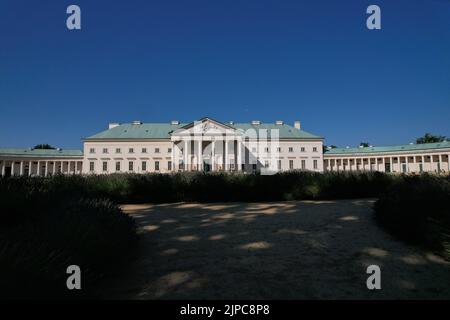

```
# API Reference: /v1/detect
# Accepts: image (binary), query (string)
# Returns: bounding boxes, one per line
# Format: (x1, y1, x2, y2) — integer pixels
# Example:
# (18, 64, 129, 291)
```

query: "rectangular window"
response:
(313, 147, 317, 152)
(155, 148, 160, 153)
(129, 161, 133, 171)
(301, 147, 305, 152)
(289, 147, 293, 153)
(168, 148, 172, 153)
(301, 160, 306, 169)
(155, 161, 160, 171)
(313, 160, 318, 169)
(89, 161, 95, 172)
(252, 164, 257, 172)
(289, 160, 294, 169)
(89, 148, 95, 154)
(277, 160, 281, 170)
(168, 161, 172, 171)
(103, 148, 108, 154)
(142, 148, 147, 153)
(102, 161, 108, 172)
(264, 147, 269, 152)
(230, 163, 235, 170)
(116, 148, 121, 154)
(179, 160, 184, 170)
(129, 148, 134, 154)
(116, 161, 121, 172)
(142, 161, 147, 171)
(419, 163, 423, 172)
(277, 147, 281, 152)
(264, 160, 269, 168)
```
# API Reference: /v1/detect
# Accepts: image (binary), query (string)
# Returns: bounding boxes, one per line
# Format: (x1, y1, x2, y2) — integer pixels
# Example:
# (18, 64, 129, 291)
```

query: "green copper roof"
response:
(325, 141, 450, 155)
(0, 148, 83, 158)
(85, 121, 322, 140)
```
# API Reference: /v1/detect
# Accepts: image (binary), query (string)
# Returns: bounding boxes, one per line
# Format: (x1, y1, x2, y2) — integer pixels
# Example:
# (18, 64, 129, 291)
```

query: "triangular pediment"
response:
(171, 117, 236, 136)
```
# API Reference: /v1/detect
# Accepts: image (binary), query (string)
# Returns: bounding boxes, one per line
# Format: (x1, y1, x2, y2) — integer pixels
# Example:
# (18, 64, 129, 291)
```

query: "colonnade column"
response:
(45, 161, 49, 176)
(1, 161, 5, 176)
(20, 161, 24, 175)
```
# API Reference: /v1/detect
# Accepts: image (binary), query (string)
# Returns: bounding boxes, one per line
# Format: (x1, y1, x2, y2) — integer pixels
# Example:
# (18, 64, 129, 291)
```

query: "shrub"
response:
(374, 174, 450, 258)
(0, 177, 137, 299)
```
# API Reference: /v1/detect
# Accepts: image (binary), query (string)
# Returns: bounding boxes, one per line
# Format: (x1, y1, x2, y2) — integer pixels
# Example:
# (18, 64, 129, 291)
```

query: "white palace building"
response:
(0, 117, 449, 176)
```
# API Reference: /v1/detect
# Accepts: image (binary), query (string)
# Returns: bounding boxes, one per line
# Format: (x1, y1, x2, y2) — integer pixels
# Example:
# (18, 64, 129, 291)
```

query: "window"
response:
(129, 148, 134, 154)
(89, 148, 95, 154)
(102, 148, 108, 154)
(116, 148, 121, 154)
(142, 161, 147, 171)
(252, 164, 257, 172)
(179, 160, 184, 170)
(116, 161, 121, 172)
(289, 160, 294, 169)
(89, 162, 95, 172)
(168, 148, 172, 153)
(102, 161, 108, 172)
(155, 161, 160, 171)
(301, 160, 306, 169)
(277, 147, 281, 152)
(264, 147, 269, 152)
(313, 160, 318, 169)
(230, 163, 235, 170)
(264, 160, 269, 168)
(402, 163, 407, 173)
(155, 148, 160, 153)
(129, 161, 134, 171)
(142, 148, 147, 153)
(301, 147, 305, 152)
(168, 161, 172, 171)
(313, 147, 317, 152)
(289, 147, 293, 153)
(277, 160, 281, 170)
(419, 163, 423, 172)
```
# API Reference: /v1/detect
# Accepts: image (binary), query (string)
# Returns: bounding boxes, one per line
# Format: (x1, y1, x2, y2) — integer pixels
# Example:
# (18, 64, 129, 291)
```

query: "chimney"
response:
(109, 122, 120, 129)
(171, 120, 180, 125)
(275, 120, 284, 125)
(251, 120, 261, 125)
(294, 121, 301, 130)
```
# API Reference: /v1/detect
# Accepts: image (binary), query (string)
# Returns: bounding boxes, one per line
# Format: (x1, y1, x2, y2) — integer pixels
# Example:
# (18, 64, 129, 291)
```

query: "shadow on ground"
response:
(98, 199, 450, 299)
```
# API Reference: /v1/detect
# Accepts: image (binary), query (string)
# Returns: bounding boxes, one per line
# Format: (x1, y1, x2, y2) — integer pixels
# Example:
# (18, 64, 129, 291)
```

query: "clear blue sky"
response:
(0, 0, 449, 149)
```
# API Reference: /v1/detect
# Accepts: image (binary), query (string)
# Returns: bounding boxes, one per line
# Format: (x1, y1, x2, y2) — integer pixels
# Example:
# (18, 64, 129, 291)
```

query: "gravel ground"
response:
(100, 199, 450, 299)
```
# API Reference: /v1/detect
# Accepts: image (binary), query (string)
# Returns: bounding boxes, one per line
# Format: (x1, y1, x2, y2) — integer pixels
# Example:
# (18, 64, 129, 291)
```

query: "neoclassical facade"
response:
(82, 118, 324, 174)
(1, 117, 449, 176)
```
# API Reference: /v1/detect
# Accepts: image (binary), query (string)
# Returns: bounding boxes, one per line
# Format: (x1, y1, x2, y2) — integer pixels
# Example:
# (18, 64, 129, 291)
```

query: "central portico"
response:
(170, 118, 243, 172)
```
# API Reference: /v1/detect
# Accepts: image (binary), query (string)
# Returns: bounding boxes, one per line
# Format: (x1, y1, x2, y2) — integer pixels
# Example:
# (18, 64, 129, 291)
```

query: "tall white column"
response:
(37, 161, 40, 176)
(237, 140, 242, 171)
(0, 161, 4, 176)
(171, 142, 175, 172)
(439, 154, 443, 173)
(20, 161, 24, 176)
(45, 161, 49, 176)
(197, 140, 202, 171)
(184, 139, 188, 171)
(11, 161, 15, 176)
(211, 140, 216, 171)
(224, 139, 229, 171)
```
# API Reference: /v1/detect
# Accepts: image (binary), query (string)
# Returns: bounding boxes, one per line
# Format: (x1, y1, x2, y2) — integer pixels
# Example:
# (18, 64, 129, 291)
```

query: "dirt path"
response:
(101, 199, 450, 299)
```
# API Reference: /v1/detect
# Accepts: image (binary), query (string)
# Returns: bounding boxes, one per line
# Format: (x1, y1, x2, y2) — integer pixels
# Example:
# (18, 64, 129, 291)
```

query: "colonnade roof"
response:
(325, 141, 450, 155)
(0, 148, 83, 158)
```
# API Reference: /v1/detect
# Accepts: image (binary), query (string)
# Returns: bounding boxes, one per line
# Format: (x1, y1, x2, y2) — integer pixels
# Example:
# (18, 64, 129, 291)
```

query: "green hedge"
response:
(0, 171, 401, 205)
(374, 174, 450, 259)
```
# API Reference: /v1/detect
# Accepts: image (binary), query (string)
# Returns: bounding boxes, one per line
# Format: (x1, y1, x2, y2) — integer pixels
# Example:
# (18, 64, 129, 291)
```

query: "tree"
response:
(359, 142, 370, 148)
(323, 145, 337, 153)
(416, 133, 446, 144)
(33, 144, 55, 150)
